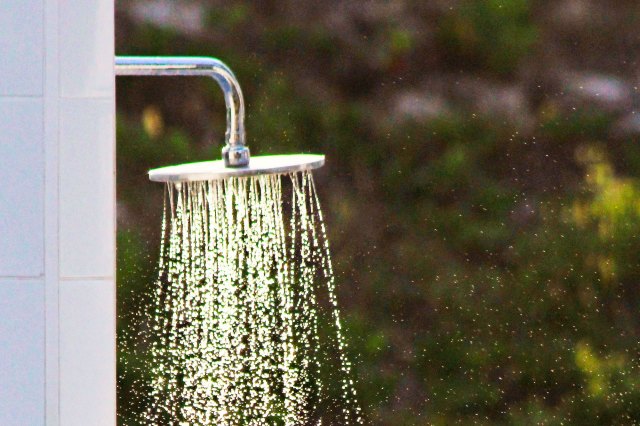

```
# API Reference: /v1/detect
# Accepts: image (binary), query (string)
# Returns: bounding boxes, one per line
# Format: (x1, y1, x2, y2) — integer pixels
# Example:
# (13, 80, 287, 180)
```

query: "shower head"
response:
(148, 154, 324, 183)
(115, 56, 325, 182)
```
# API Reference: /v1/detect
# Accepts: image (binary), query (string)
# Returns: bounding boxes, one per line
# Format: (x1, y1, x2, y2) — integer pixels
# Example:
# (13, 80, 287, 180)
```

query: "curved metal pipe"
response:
(115, 56, 249, 167)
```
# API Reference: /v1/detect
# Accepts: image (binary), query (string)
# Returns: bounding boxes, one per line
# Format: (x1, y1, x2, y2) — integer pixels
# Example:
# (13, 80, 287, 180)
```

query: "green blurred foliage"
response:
(116, 1, 640, 424)
(438, 0, 537, 76)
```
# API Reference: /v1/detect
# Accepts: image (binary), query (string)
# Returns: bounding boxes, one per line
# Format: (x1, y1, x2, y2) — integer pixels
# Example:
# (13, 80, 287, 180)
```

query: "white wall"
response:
(0, 1, 115, 424)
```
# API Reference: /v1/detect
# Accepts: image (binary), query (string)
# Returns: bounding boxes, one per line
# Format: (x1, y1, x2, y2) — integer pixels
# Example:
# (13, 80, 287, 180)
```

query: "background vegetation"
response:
(116, 1, 640, 424)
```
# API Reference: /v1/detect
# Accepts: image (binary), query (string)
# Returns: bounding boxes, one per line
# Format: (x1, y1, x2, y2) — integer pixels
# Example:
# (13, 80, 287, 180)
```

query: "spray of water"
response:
(126, 170, 362, 425)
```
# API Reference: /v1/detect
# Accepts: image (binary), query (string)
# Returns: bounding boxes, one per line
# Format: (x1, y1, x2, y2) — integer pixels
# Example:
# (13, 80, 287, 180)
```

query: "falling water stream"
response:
(125, 170, 362, 425)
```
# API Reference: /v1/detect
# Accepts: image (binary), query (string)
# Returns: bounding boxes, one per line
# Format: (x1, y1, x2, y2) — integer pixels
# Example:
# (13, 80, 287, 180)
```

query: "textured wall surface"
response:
(0, 1, 115, 424)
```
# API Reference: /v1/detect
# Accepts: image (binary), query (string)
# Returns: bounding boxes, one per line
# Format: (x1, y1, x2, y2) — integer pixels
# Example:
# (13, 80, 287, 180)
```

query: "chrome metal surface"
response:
(149, 154, 325, 183)
(115, 56, 249, 166)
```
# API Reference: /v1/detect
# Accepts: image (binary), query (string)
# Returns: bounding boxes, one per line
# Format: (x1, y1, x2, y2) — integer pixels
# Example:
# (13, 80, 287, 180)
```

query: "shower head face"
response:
(149, 154, 325, 183)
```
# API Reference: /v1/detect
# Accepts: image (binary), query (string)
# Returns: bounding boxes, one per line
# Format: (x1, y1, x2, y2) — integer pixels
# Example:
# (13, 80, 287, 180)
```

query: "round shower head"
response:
(149, 154, 325, 183)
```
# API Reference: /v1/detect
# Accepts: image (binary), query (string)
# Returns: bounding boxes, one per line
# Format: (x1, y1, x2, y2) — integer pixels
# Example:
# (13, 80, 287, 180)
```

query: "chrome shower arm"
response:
(115, 56, 249, 167)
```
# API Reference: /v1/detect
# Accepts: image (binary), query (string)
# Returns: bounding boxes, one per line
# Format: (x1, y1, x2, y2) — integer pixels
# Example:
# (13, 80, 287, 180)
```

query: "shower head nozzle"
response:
(222, 144, 251, 167)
